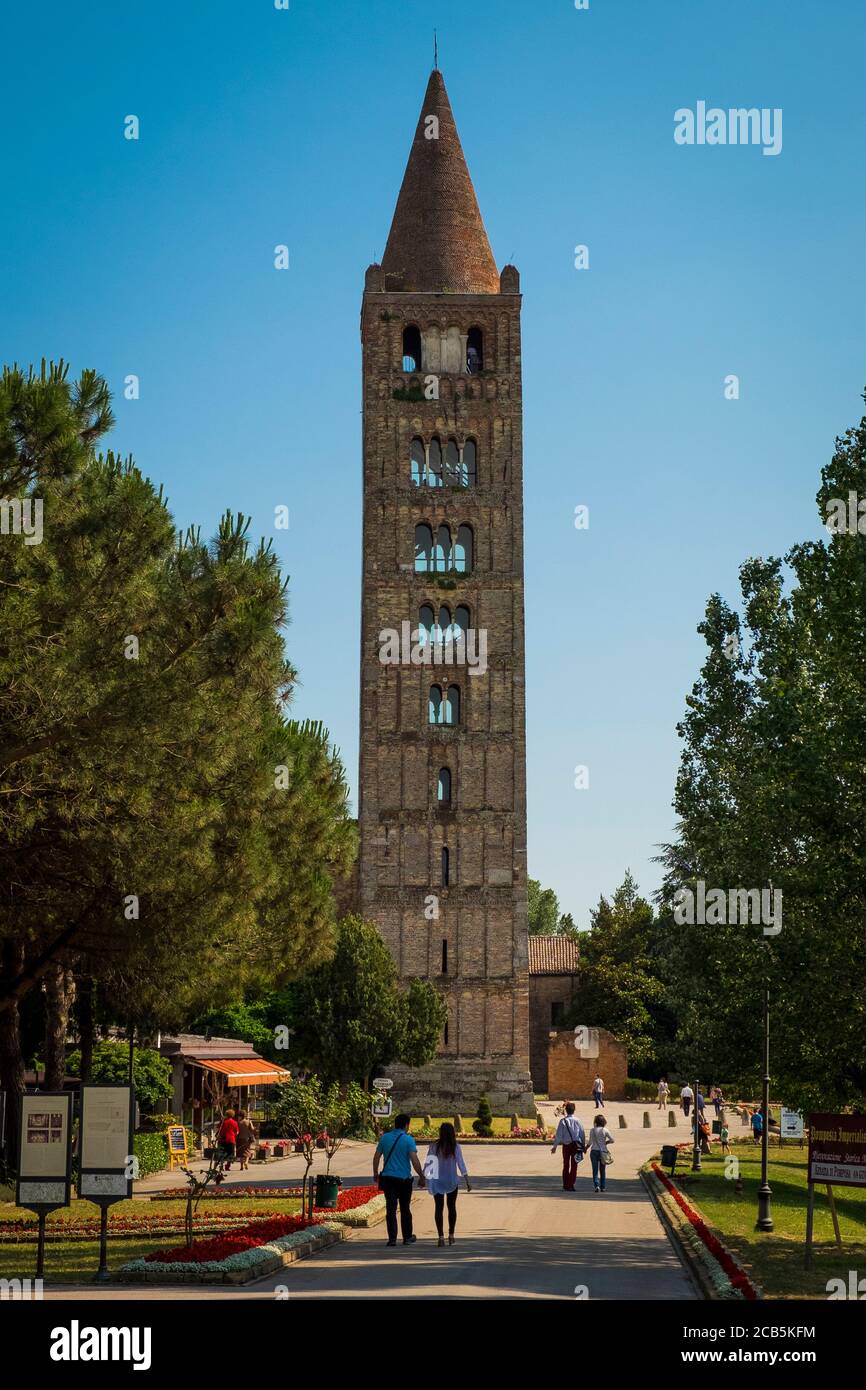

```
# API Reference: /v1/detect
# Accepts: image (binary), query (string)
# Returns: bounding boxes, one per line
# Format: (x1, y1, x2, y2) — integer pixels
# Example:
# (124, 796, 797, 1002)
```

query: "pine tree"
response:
(473, 1093, 493, 1137)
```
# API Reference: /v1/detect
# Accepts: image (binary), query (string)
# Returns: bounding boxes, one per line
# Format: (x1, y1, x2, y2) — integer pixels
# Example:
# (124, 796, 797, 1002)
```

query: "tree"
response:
(0, 362, 355, 1154)
(527, 879, 560, 935)
(400, 978, 448, 1068)
(564, 872, 674, 1071)
(65, 1041, 171, 1110)
(473, 1094, 493, 1137)
(658, 393, 866, 1110)
(527, 879, 579, 938)
(290, 916, 445, 1085)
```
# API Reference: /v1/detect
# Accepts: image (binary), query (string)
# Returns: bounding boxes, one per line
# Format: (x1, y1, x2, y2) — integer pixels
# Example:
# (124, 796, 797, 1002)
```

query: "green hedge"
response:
(133, 1132, 169, 1177)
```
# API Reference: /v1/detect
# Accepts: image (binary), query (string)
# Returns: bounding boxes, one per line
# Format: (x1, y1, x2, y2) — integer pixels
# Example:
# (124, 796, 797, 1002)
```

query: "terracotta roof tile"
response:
(528, 935, 580, 976)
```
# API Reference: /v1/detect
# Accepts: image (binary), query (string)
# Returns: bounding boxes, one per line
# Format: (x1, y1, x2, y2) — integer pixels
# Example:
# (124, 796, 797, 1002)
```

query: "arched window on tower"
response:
(454, 605, 470, 638)
(402, 325, 422, 372)
(462, 439, 477, 487)
(445, 439, 460, 486)
(428, 684, 443, 724)
(445, 685, 460, 725)
(437, 605, 451, 643)
(438, 767, 452, 805)
(410, 437, 426, 487)
(417, 603, 435, 647)
(427, 437, 443, 488)
(453, 525, 473, 573)
(467, 326, 483, 374)
(414, 524, 433, 573)
(434, 524, 451, 572)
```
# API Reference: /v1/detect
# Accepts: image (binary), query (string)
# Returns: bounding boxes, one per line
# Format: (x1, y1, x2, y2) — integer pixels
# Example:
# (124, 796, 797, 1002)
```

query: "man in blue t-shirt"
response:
(373, 1113, 426, 1246)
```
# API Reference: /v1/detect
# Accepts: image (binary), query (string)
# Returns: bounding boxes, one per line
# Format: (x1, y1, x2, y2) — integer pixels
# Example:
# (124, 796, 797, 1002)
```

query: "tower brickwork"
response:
(358, 71, 533, 1112)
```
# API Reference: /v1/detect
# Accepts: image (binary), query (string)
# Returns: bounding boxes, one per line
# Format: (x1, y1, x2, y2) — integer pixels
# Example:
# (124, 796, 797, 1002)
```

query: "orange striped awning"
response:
(197, 1059, 290, 1085)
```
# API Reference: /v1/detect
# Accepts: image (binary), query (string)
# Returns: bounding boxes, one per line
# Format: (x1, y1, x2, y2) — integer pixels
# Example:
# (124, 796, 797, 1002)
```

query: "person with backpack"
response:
(424, 1122, 470, 1246)
(551, 1101, 586, 1191)
(373, 1113, 426, 1247)
(587, 1113, 614, 1193)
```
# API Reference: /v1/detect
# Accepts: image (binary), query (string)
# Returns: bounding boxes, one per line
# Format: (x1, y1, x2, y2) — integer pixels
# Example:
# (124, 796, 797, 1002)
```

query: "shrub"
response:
(472, 1094, 493, 1138)
(133, 1132, 169, 1177)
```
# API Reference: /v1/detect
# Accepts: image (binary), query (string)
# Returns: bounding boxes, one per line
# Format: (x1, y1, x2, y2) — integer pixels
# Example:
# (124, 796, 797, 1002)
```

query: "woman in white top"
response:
(424, 1122, 470, 1245)
(587, 1113, 614, 1192)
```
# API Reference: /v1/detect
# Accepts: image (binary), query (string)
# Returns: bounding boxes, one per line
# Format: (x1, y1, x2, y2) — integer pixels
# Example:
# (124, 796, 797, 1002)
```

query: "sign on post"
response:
(372, 1078, 393, 1090)
(16, 1092, 73, 1211)
(79, 1084, 135, 1201)
(805, 1112, 866, 1267)
(371, 1096, 393, 1118)
(166, 1124, 188, 1170)
(780, 1108, 804, 1141)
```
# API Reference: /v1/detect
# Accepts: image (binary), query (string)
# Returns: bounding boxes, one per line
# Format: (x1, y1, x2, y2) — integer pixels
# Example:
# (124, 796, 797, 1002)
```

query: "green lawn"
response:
(0, 1195, 302, 1284)
(661, 1141, 866, 1299)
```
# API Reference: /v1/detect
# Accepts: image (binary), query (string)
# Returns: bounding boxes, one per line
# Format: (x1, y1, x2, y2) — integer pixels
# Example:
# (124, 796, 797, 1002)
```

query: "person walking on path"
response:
(750, 1107, 764, 1146)
(592, 1075, 605, 1110)
(680, 1083, 694, 1118)
(373, 1113, 426, 1247)
(551, 1102, 586, 1191)
(587, 1114, 614, 1192)
(216, 1109, 239, 1172)
(235, 1110, 256, 1171)
(424, 1122, 470, 1245)
(657, 1078, 670, 1110)
(710, 1085, 723, 1119)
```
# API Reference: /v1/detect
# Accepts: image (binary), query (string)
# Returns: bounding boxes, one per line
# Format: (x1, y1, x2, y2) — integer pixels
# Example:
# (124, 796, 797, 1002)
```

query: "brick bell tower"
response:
(358, 69, 534, 1113)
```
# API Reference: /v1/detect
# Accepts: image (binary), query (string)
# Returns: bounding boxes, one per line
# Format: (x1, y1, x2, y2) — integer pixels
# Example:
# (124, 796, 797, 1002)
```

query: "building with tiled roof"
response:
(528, 935, 580, 977)
(528, 935, 580, 1092)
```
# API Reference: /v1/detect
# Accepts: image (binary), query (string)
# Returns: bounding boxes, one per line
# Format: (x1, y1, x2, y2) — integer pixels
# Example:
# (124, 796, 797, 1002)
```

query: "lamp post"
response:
(691, 1077, 701, 1172)
(756, 980, 774, 1231)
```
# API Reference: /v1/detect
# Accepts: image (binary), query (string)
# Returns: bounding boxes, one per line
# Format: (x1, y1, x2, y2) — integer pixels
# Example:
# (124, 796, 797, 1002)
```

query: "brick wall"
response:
(529, 975, 578, 1092)
(546, 1028, 628, 1101)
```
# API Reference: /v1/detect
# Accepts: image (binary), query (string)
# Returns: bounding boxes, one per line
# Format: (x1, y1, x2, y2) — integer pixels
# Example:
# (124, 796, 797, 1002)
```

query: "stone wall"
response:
(546, 1028, 628, 1101)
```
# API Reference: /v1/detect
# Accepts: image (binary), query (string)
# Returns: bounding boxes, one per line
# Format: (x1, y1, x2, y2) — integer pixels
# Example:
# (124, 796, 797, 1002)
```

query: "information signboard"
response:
(372, 1098, 393, 1118)
(780, 1108, 804, 1140)
(166, 1124, 188, 1170)
(808, 1113, 866, 1187)
(16, 1091, 73, 1210)
(79, 1084, 135, 1203)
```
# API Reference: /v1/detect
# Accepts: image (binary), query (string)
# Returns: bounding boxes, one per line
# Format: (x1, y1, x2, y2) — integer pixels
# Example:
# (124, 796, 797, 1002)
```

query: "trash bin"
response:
(314, 1174, 340, 1209)
(660, 1144, 678, 1173)
(711, 1120, 721, 1135)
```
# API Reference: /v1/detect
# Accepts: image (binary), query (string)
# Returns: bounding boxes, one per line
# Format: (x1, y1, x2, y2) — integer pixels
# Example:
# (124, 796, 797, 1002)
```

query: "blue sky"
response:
(3, 0, 865, 927)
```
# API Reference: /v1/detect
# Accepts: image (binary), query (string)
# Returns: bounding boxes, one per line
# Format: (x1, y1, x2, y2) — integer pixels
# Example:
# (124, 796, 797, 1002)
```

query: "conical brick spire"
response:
(381, 70, 499, 295)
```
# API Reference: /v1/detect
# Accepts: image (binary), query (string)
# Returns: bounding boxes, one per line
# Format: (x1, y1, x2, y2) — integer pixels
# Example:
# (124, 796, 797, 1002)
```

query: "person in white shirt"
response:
(424, 1122, 470, 1245)
(587, 1113, 614, 1192)
(592, 1075, 605, 1110)
(551, 1101, 586, 1191)
(680, 1083, 694, 1118)
(657, 1077, 670, 1109)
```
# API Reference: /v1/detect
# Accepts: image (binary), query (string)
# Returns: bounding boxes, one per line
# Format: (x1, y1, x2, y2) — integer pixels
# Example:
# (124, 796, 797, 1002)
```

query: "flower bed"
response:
(120, 1221, 344, 1285)
(117, 1185, 387, 1284)
(150, 1182, 380, 1215)
(150, 1184, 301, 1201)
(144, 1212, 315, 1264)
(0, 1210, 284, 1244)
(649, 1163, 760, 1299)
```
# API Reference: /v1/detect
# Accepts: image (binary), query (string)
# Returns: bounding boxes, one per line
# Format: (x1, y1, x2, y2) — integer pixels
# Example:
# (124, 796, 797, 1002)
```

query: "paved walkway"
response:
(44, 1103, 697, 1301)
